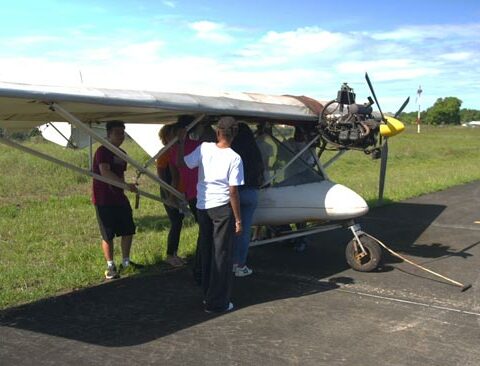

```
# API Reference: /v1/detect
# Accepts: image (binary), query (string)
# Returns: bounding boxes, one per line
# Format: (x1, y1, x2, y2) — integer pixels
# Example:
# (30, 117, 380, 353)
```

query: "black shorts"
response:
(95, 204, 136, 241)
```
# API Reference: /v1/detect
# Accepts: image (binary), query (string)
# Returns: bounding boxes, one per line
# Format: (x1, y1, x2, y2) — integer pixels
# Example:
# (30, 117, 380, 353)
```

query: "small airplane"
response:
(0, 73, 407, 272)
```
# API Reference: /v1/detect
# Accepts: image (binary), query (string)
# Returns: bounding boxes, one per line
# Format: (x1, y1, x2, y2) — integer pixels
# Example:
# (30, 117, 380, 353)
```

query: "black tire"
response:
(345, 234, 382, 272)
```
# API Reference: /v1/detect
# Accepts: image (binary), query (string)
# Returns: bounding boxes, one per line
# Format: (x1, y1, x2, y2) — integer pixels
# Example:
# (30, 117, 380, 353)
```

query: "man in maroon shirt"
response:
(93, 121, 140, 279)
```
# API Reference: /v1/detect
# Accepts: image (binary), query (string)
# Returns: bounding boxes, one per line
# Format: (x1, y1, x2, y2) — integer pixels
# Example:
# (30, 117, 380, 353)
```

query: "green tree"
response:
(424, 97, 462, 125)
(399, 111, 427, 124)
(460, 109, 480, 123)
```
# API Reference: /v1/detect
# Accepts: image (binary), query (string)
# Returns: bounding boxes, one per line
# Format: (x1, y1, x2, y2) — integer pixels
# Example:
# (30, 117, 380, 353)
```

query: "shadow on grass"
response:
(135, 214, 170, 232)
(135, 214, 197, 232)
(0, 200, 473, 347)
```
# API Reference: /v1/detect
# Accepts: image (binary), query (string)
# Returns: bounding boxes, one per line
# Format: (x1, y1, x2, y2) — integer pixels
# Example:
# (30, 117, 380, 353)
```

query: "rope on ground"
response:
(362, 232, 472, 292)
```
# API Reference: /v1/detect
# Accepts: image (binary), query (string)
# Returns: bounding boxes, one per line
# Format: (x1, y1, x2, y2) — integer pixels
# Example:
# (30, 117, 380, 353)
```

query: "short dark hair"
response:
(177, 115, 195, 128)
(106, 120, 125, 135)
(158, 124, 173, 143)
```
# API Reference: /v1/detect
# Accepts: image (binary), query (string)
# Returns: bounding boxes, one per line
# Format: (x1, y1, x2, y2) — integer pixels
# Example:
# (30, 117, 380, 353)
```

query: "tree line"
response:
(399, 97, 480, 125)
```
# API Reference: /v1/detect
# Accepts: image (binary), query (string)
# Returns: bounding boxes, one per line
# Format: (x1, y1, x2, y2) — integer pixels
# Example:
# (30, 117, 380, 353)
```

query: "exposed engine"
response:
(318, 83, 382, 156)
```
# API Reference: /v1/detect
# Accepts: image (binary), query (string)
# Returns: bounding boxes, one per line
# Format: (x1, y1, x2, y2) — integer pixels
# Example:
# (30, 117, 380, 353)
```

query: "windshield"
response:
(255, 125, 325, 187)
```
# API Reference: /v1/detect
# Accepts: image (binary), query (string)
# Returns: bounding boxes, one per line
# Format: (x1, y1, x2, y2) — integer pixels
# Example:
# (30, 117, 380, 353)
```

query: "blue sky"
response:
(0, 0, 479, 112)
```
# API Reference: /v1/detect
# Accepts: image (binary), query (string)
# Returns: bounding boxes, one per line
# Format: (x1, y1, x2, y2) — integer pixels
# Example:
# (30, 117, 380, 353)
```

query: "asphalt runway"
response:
(1, 181, 479, 365)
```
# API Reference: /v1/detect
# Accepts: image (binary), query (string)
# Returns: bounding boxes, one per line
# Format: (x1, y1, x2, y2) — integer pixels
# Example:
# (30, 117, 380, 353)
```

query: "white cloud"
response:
(337, 59, 440, 81)
(162, 1, 176, 8)
(439, 52, 472, 61)
(189, 21, 233, 44)
(0, 57, 86, 85)
(0, 21, 479, 112)
(2, 35, 60, 46)
(237, 27, 357, 65)
(371, 23, 480, 42)
(44, 40, 165, 64)
(117, 40, 164, 61)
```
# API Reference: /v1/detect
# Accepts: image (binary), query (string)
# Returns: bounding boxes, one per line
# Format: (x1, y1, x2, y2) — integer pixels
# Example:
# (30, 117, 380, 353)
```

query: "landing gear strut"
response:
(345, 223, 382, 272)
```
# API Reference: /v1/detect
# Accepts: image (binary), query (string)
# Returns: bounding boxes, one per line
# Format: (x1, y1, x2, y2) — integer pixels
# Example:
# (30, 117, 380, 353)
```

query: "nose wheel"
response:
(345, 230, 382, 272)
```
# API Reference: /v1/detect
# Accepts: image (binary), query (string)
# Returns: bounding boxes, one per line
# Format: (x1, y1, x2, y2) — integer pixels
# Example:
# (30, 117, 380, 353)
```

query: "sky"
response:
(0, 0, 479, 113)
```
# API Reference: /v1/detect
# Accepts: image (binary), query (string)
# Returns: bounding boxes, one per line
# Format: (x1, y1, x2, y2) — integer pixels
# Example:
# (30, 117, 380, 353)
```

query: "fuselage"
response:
(252, 180, 369, 226)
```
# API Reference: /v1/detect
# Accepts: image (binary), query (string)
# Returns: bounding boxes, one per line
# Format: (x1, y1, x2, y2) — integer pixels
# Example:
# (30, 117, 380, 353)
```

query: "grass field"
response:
(1, 125, 480, 309)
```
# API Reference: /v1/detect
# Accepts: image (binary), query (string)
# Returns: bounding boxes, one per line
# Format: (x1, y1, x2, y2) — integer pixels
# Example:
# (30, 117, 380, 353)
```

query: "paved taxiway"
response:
(1, 181, 479, 365)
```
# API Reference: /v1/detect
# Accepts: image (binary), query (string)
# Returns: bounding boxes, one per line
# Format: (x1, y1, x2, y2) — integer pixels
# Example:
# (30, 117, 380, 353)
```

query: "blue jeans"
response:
(233, 188, 258, 267)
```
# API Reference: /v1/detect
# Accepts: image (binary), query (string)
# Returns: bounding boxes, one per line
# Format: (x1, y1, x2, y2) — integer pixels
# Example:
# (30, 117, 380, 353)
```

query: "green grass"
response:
(0, 138, 198, 308)
(1, 125, 480, 309)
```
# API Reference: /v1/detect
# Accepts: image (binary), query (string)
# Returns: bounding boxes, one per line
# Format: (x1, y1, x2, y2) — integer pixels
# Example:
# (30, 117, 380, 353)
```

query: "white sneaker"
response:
(232, 264, 238, 273)
(205, 302, 234, 313)
(235, 265, 253, 277)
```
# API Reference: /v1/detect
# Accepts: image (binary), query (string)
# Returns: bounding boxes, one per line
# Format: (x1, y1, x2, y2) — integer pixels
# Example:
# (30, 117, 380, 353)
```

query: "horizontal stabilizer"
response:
(39, 122, 107, 149)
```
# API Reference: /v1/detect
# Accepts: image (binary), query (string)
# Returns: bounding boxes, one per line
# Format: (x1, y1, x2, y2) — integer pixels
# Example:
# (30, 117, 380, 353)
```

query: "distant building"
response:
(461, 121, 480, 127)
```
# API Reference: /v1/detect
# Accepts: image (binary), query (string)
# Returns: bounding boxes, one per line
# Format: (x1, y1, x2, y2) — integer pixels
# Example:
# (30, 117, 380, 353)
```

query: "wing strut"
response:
(135, 114, 205, 181)
(0, 135, 169, 205)
(261, 134, 320, 188)
(323, 149, 347, 169)
(133, 114, 205, 209)
(49, 102, 186, 202)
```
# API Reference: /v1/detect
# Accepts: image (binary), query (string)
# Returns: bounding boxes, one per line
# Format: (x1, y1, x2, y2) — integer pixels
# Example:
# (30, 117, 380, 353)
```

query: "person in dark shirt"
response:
(92, 121, 140, 279)
(231, 123, 264, 276)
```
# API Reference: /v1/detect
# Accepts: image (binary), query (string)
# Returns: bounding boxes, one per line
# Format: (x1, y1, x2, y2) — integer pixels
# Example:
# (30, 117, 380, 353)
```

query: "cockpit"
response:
(254, 124, 325, 188)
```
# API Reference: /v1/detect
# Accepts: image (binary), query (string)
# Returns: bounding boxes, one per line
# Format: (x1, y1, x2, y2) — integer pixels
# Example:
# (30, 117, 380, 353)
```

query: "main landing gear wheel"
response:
(345, 234, 382, 272)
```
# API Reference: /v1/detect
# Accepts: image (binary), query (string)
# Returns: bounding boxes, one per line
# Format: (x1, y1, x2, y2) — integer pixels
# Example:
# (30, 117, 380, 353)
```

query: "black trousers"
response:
(197, 203, 235, 311)
(164, 199, 198, 255)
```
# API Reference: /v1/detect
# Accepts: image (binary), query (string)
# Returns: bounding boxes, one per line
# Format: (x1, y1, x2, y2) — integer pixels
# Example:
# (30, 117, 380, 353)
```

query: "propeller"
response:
(365, 73, 410, 203)
(377, 96, 410, 202)
(394, 96, 410, 119)
(365, 72, 385, 120)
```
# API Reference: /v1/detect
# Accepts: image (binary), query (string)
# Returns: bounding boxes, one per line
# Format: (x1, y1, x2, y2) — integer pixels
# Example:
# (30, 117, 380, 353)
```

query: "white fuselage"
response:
(252, 181, 369, 225)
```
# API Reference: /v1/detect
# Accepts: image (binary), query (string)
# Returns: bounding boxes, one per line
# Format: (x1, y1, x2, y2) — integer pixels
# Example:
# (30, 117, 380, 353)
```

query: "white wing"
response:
(0, 81, 320, 132)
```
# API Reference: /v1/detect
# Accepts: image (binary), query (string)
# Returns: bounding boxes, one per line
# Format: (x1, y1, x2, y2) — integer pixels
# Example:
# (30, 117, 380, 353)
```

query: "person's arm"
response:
(99, 163, 137, 192)
(229, 185, 242, 235)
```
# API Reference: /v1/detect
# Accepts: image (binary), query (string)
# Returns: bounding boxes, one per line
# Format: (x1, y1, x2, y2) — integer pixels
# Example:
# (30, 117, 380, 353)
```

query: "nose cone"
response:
(324, 183, 369, 219)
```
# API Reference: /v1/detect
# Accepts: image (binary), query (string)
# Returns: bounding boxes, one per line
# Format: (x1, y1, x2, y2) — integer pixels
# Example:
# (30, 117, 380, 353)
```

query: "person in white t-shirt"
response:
(177, 116, 244, 313)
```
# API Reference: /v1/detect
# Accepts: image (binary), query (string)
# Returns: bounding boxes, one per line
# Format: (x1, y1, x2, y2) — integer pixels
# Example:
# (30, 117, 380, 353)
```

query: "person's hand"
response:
(164, 193, 178, 208)
(128, 183, 138, 193)
(235, 221, 242, 235)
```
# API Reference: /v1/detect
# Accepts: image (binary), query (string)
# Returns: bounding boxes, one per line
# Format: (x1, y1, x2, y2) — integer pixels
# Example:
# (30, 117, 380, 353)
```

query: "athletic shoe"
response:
(232, 264, 238, 273)
(294, 239, 307, 252)
(204, 302, 234, 314)
(166, 255, 184, 268)
(126, 261, 145, 269)
(119, 261, 145, 275)
(235, 265, 253, 277)
(105, 265, 119, 280)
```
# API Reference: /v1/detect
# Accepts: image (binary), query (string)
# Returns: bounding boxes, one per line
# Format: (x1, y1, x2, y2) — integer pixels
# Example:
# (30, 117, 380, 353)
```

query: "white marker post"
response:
(416, 85, 422, 134)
